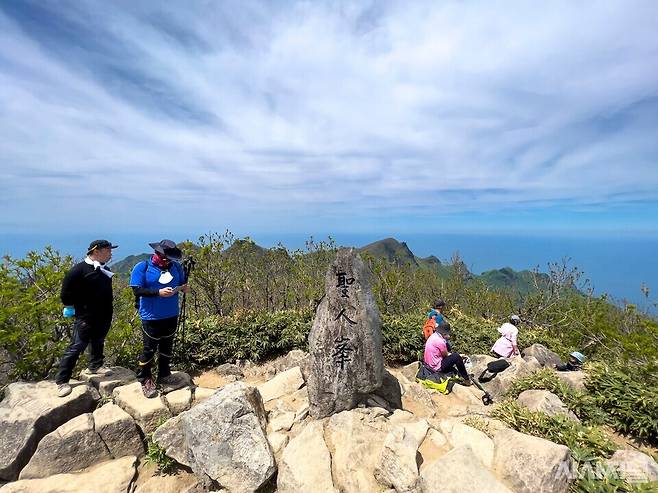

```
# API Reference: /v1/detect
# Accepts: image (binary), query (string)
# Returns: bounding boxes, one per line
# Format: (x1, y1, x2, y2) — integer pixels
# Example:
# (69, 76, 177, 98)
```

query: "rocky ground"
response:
(0, 346, 656, 493)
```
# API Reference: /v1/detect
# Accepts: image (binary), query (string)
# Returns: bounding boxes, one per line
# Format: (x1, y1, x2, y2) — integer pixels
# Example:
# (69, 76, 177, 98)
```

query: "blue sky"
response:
(1, 0, 658, 237)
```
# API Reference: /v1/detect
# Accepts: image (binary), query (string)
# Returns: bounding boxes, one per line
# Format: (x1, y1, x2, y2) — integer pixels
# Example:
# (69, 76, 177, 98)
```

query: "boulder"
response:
(159, 371, 192, 394)
(163, 388, 193, 415)
(243, 350, 310, 384)
(419, 445, 512, 493)
(521, 344, 562, 368)
(79, 366, 137, 397)
(307, 249, 384, 418)
(606, 449, 658, 483)
(417, 428, 449, 472)
(480, 355, 541, 399)
(93, 403, 144, 458)
(372, 370, 403, 410)
(399, 361, 420, 383)
(375, 419, 429, 493)
(267, 411, 295, 433)
(517, 390, 579, 421)
(399, 376, 436, 419)
(134, 471, 198, 493)
(257, 366, 305, 403)
(493, 428, 574, 493)
(469, 354, 497, 380)
(324, 409, 390, 493)
(112, 382, 171, 434)
(0, 456, 137, 493)
(192, 387, 217, 405)
(0, 381, 99, 481)
(266, 431, 289, 456)
(277, 420, 337, 493)
(19, 413, 111, 479)
(555, 371, 586, 391)
(438, 419, 494, 468)
(214, 363, 244, 378)
(157, 382, 275, 492)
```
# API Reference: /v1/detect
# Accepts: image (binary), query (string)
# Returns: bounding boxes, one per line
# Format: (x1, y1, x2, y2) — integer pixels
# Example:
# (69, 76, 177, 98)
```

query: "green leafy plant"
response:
(144, 436, 177, 475)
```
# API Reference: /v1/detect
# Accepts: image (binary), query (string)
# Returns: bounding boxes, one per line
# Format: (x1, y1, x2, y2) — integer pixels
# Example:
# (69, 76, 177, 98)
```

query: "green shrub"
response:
(145, 436, 177, 475)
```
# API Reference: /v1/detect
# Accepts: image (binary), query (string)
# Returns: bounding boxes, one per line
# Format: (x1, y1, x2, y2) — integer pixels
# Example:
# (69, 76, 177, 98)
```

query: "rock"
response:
(375, 419, 429, 493)
(606, 449, 658, 483)
(0, 381, 100, 481)
(257, 366, 305, 403)
(0, 456, 137, 493)
(267, 431, 289, 456)
(517, 390, 579, 421)
(134, 471, 198, 493)
(366, 394, 393, 412)
(112, 382, 171, 434)
(469, 354, 497, 380)
(400, 361, 420, 382)
(400, 378, 436, 419)
(521, 344, 562, 368)
(277, 420, 337, 493)
(419, 445, 512, 493)
(555, 371, 586, 391)
(159, 371, 192, 394)
(307, 249, 384, 418)
(19, 413, 111, 479)
(193, 370, 236, 389)
(324, 409, 390, 493)
(93, 403, 144, 458)
(493, 428, 574, 493)
(79, 366, 137, 397)
(163, 388, 193, 415)
(480, 355, 541, 399)
(266, 387, 309, 417)
(451, 383, 486, 406)
(417, 429, 449, 471)
(214, 363, 244, 378)
(163, 382, 275, 492)
(192, 387, 216, 405)
(243, 350, 310, 384)
(439, 419, 494, 468)
(372, 370, 403, 410)
(152, 415, 192, 468)
(267, 411, 295, 433)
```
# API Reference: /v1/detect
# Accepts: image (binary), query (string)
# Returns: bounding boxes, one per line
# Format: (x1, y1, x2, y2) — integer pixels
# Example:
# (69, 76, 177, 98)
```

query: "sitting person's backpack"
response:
(415, 362, 457, 395)
(478, 359, 511, 383)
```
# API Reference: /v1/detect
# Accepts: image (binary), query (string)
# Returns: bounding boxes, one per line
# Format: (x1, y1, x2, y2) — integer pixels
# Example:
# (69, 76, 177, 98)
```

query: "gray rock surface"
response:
(480, 355, 542, 399)
(307, 248, 384, 418)
(493, 428, 574, 493)
(555, 370, 586, 391)
(0, 381, 99, 481)
(256, 366, 304, 403)
(419, 445, 512, 493)
(0, 456, 137, 493)
(79, 366, 137, 397)
(606, 449, 658, 483)
(277, 420, 337, 493)
(517, 389, 580, 421)
(19, 413, 111, 479)
(372, 370, 403, 410)
(521, 344, 562, 368)
(93, 403, 145, 458)
(155, 382, 275, 492)
(112, 382, 171, 434)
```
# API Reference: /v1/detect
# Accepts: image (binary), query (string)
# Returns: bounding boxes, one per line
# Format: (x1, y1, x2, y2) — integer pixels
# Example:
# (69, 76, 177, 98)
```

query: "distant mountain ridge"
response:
(110, 237, 545, 294)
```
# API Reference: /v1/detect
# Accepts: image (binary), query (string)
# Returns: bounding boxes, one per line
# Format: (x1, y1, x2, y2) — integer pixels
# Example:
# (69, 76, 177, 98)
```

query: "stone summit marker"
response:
(307, 248, 384, 418)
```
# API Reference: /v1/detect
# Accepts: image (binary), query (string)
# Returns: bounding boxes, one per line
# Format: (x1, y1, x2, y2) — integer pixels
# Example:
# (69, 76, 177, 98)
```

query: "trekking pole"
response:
(176, 257, 195, 362)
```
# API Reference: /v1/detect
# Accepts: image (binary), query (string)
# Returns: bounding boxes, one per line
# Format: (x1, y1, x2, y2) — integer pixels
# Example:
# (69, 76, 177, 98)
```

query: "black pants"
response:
(137, 316, 177, 383)
(440, 353, 469, 380)
(56, 318, 111, 384)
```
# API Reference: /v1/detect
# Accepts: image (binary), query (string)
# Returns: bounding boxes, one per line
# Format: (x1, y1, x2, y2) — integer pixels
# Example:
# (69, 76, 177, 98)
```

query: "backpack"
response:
(422, 317, 437, 340)
(478, 359, 511, 383)
(415, 362, 457, 395)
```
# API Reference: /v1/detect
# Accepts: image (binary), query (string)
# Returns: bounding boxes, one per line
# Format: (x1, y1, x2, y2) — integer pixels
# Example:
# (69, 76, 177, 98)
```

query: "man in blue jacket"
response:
(130, 239, 188, 398)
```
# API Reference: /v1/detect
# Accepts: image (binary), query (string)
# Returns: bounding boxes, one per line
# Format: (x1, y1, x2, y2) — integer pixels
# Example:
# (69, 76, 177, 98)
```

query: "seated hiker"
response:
(491, 314, 521, 358)
(555, 351, 585, 371)
(423, 328, 471, 385)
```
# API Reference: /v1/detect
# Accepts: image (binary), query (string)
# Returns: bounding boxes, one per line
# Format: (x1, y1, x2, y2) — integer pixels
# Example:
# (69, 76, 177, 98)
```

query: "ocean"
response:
(2, 232, 657, 314)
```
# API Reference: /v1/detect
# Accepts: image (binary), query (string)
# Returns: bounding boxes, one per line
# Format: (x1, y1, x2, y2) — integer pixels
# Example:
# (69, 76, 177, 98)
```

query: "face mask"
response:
(159, 271, 174, 284)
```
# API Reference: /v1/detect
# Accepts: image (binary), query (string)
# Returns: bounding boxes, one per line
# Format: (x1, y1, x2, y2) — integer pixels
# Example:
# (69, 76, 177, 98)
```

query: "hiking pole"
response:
(176, 257, 196, 361)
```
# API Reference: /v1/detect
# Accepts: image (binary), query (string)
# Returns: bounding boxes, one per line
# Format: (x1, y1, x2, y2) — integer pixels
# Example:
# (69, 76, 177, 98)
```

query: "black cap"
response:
(87, 239, 118, 253)
(434, 299, 446, 309)
(149, 239, 183, 261)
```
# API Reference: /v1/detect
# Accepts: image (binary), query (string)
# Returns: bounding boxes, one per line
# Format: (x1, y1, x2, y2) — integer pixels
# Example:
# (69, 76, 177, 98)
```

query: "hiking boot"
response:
(141, 378, 159, 399)
(459, 377, 472, 386)
(82, 366, 113, 377)
(57, 383, 72, 397)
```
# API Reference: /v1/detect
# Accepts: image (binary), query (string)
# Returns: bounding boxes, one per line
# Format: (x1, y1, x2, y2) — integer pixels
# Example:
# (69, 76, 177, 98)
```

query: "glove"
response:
(63, 306, 75, 318)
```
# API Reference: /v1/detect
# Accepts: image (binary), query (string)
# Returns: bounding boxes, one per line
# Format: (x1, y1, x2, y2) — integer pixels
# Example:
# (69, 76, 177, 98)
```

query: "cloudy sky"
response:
(1, 0, 658, 238)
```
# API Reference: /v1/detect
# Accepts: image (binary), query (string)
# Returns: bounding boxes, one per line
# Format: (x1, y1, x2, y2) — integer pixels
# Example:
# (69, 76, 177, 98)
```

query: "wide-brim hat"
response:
(149, 239, 182, 261)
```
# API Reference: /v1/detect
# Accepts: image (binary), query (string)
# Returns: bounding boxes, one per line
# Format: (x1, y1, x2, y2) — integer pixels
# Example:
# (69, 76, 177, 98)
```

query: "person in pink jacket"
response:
(491, 315, 521, 358)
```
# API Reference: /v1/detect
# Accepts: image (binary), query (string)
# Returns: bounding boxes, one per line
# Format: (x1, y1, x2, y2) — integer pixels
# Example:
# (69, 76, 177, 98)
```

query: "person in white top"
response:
(491, 315, 521, 358)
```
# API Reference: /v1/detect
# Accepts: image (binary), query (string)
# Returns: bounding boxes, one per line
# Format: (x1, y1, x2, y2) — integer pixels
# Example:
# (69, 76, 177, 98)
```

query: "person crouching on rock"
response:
(130, 239, 189, 398)
(555, 351, 585, 371)
(423, 326, 471, 385)
(491, 315, 521, 358)
(56, 240, 118, 397)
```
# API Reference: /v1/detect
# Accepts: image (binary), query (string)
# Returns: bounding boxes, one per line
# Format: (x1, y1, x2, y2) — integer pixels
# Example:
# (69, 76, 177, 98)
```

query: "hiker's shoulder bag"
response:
(478, 359, 511, 383)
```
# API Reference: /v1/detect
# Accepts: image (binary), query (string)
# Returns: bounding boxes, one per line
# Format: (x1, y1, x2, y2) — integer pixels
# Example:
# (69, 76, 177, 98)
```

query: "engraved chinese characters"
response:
(307, 248, 384, 418)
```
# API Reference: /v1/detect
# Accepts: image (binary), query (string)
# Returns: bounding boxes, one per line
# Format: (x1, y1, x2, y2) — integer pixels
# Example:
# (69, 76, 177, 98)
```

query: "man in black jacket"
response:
(55, 239, 118, 397)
